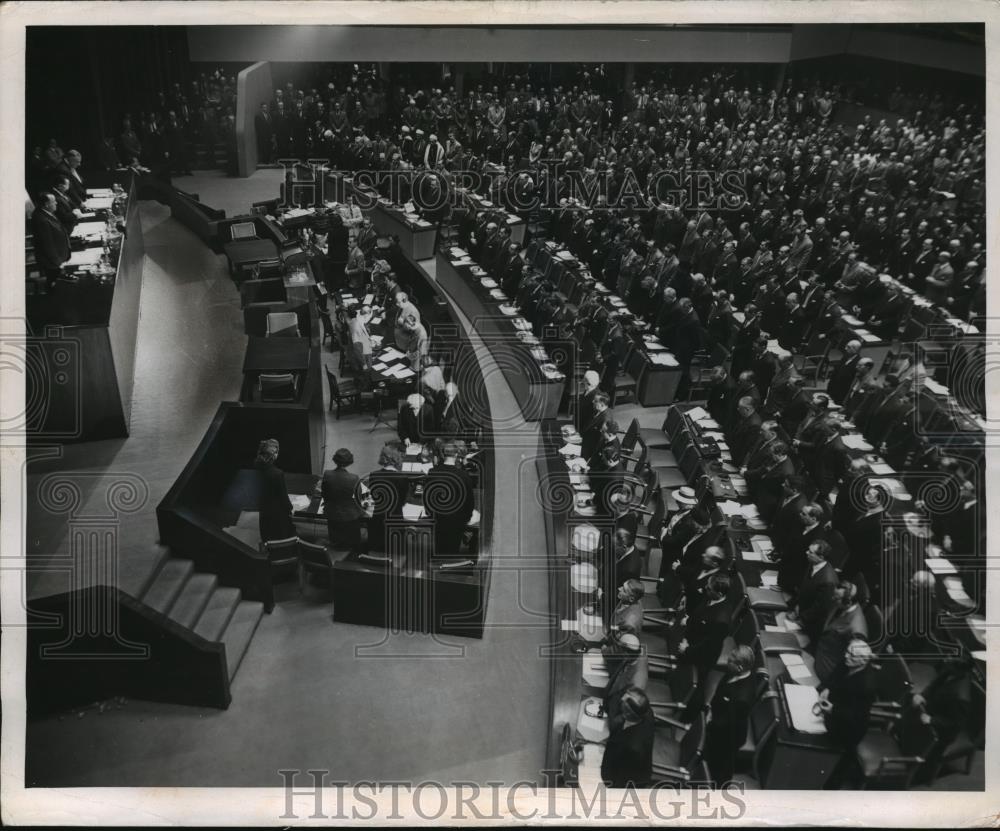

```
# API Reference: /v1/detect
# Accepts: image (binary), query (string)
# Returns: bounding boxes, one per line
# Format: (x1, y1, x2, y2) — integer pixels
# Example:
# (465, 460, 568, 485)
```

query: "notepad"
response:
(66, 247, 105, 266)
(925, 557, 957, 576)
(780, 653, 805, 668)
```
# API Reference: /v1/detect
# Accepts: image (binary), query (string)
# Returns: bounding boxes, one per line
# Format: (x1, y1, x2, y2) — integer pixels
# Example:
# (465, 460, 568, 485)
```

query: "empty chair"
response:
(855, 706, 937, 789)
(319, 308, 335, 349)
(298, 538, 350, 598)
(326, 368, 361, 419)
(650, 710, 707, 786)
(870, 654, 913, 712)
(266, 311, 300, 337)
(740, 691, 781, 785)
(259, 372, 298, 403)
(262, 536, 300, 583)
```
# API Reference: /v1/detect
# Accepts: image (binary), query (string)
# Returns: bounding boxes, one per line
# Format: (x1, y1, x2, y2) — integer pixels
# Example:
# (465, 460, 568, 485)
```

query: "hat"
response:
(401, 125, 410, 134)
(415, 129, 424, 136)
(674, 486, 697, 506)
(333, 448, 354, 467)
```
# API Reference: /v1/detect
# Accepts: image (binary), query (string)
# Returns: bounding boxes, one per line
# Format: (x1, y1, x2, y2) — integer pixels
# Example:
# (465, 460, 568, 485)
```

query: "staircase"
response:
(138, 554, 265, 684)
(27, 547, 266, 716)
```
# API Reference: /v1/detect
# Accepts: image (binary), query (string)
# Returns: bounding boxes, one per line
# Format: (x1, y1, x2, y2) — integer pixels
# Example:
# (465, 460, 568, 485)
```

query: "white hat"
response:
(673, 486, 697, 506)
(415, 129, 424, 136)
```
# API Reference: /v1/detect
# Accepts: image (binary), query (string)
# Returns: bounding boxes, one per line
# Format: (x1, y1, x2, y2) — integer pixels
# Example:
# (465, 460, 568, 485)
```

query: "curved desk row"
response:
(434, 251, 566, 421)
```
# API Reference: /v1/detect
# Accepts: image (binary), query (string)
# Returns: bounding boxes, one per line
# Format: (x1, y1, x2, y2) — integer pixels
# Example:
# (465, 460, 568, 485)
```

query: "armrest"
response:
(653, 714, 690, 731)
(651, 763, 692, 777)
(648, 700, 684, 709)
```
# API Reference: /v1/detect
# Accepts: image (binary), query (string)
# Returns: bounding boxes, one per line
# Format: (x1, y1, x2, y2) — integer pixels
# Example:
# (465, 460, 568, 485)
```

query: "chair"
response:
(298, 538, 349, 598)
(319, 309, 335, 350)
(262, 536, 300, 583)
(654, 445, 695, 489)
(650, 710, 707, 786)
(864, 602, 885, 646)
(870, 654, 913, 712)
(855, 706, 937, 789)
(326, 368, 361, 419)
(266, 311, 300, 337)
(259, 372, 298, 403)
(621, 419, 678, 469)
(645, 662, 698, 715)
(740, 691, 781, 785)
(926, 677, 985, 781)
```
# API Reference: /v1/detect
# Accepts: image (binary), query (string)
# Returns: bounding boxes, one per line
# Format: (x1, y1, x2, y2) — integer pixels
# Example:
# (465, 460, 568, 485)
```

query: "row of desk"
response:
(531, 242, 686, 406)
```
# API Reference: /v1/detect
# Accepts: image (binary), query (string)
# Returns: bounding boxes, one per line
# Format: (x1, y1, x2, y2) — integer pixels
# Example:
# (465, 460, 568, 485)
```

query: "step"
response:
(166, 572, 218, 629)
(192, 586, 242, 641)
(120, 543, 172, 600)
(221, 600, 265, 681)
(139, 558, 194, 615)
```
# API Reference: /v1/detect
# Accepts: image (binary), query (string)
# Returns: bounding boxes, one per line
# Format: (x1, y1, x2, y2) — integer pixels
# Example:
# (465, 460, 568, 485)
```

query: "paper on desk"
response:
(783, 684, 827, 734)
(404, 443, 423, 457)
(87, 188, 114, 198)
(649, 352, 679, 366)
(870, 462, 895, 475)
(764, 625, 784, 633)
(372, 362, 388, 371)
(415, 220, 432, 227)
(924, 378, 950, 396)
(560, 619, 580, 632)
(84, 196, 114, 210)
(66, 247, 105, 266)
(370, 316, 383, 326)
(402, 503, 427, 520)
(71, 221, 106, 239)
(925, 557, 957, 575)
(559, 443, 582, 457)
(841, 434, 874, 451)
(717, 500, 744, 517)
(507, 215, 522, 224)
(646, 341, 666, 351)
(780, 652, 805, 667)
(859, 332, 881, 343)
(289, 494, 313, 512)
(380, 347, 405, 361)
(686, 406, 708, 420)
(402, 461, 433, 474)
(760, 571, 779, 588)
(569, 473, 585, 485)
(391, 366, 416, 379)
(788, 664, 813, 681)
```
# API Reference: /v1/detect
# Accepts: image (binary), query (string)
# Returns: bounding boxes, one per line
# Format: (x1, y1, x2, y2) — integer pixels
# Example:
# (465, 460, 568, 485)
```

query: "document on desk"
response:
(841, 434, 874, 451)
(404, 443, 424, 457)
(780, 652, 805, 668)
(402, 503, 427, 521)
(685, 406, 708, 420)
(760, 571, 780, 588)
(71, 221, 106, 240)
(372, 362, 388, 372)
(783, 683, 827, 734)
(289, 494, 313, 512)
(787, 664, 814, 682)
(925, 557, 958, 576)
(83, 196, 114, 210)
(648, 352, 679, 366)
(87, 188, 114, 198)
(380, 347, 405, 361)
(870, 461, 895, 474)
(66, 247, 105, 267)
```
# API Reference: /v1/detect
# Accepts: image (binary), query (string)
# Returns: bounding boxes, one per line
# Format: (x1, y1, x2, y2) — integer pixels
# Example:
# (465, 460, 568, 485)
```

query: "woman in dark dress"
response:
(255, 438, 296, 543)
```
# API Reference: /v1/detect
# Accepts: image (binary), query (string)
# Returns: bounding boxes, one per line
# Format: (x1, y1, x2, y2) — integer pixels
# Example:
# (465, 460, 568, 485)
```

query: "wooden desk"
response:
(224, 238, 280, 270)
(435, 252, 565, 421)
(243, 337, 311, 373)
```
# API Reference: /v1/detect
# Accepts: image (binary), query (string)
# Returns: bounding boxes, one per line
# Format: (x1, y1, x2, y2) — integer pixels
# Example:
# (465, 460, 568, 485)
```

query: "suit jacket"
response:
(365, 469, 410, 551)
(821, 664, 876, 749)
(601, 714, 654, 788)
(31, 208, 71, 271)
(827, 354, 860, 404)
(683, 597, 732, 670)
(53, 190, 79, 233)
(813, 604, 868, 684)
(397, 403, 435, 445)
(54, 160, 86, 205)
(434, 391, 472, 439)
(424, 463, 475, 528)
(321, 467, 365, 523)
(730, 411, 763, 464)
(796, 562, 839, 640)
(580, 409, 610, 460)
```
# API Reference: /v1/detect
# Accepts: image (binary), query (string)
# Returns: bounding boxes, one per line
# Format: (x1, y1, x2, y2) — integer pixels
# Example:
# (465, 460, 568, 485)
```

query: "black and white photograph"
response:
(1, 2, 996, 825)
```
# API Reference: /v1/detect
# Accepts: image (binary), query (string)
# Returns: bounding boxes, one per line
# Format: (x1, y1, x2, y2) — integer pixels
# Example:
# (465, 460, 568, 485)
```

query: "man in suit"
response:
(434, 382, 471, 440)
(787, 540, 839, 642)
(424, 441, 476, 558)
(825, 339, 862, 404)
(778, 293, 807, 350)
(320, 448, 368, 552)
(817, 639, 877, 787)
(604, 527, 643, 600)
(746, 441, 796, 523)
(702, 645, 757, 785)
(51, 176, 81, 233)
(730, 395, 763, 465)
(396, 389, 434, 446)
(255, 102, 274, 164)
(812, 580, 869, 684)
(581, 390, 611, 460)
(589, 417, 624, 518)
(53, 149, 86, 206)
(31, 192, 71, 289)
(679, 572, 733, 676)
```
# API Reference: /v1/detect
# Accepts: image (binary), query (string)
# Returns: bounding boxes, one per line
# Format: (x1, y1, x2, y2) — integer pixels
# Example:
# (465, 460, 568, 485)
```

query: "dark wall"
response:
(26, 26, 192, 159)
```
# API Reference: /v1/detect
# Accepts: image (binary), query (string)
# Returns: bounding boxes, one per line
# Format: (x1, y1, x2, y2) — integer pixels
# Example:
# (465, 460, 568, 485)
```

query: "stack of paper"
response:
(686, 406, 708, 420)
(760, 571, 780, 588)
(402, 503, 427, 520)
(87, 188, 114, 198)
(780, 652, 813, 682)
(71, 221, 106, 241)
(943, 577, 972, 605)
(841, 434, 874, 451)
(380, 347, 405, 361)
(289, 494, 313, 512)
